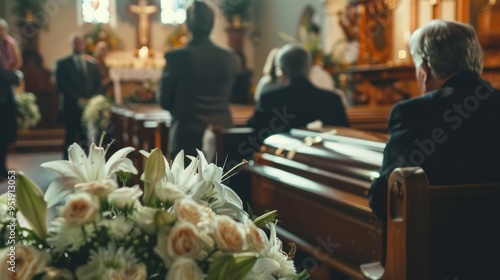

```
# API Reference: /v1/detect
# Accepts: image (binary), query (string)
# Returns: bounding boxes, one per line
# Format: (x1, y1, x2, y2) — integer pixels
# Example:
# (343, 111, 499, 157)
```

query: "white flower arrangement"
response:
(15, 91, 41, 131)
(82, 94, 112, 133)
(0, 143, 308, 280)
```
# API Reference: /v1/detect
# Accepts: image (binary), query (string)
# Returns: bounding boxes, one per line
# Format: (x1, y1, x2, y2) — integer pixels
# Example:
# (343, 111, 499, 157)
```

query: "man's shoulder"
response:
(165, 46, 187, 57)
(257, 86, 289, 107)
(313, 87, 344, 101)
(56, 55, 72, 64)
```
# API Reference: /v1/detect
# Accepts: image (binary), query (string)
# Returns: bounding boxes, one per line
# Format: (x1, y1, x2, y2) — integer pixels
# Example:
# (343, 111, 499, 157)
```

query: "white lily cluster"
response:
(15, 91, 41, 131)
(0, 143, 306, 280)
(82, 94, 112, 131)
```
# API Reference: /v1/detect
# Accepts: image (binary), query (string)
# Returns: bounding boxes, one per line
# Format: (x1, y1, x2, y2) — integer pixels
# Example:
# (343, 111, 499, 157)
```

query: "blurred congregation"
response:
(1, 0, 500, 279)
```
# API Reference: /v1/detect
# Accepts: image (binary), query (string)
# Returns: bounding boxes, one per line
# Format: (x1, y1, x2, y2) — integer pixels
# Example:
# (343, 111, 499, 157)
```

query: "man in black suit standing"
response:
(55, 33, 102, 159)
(159, 1, 238, 159)
(369, 20, 500, 278)
(247, 43, 349, 145)
(0, 63, 21, 179)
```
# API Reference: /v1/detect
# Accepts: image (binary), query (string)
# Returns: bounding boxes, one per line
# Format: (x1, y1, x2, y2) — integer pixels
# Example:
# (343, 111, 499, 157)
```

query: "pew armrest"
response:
(360, 262, 384, 280)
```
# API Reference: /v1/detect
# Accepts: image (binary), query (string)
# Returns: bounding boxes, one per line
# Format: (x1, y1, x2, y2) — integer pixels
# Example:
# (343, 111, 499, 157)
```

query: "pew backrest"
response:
(366, 167, 500, 280)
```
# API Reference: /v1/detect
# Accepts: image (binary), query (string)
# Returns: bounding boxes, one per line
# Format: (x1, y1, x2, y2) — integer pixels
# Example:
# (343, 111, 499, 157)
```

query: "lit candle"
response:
(398, 50, 407, 60)
(139, 46, 149, 59)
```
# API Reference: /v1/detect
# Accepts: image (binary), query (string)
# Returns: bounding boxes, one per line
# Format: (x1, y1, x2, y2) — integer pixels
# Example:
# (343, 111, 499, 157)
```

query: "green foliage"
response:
(214, 0, 252, 19)
(207, 253, 257, 280)
(12, 0, 47, 25)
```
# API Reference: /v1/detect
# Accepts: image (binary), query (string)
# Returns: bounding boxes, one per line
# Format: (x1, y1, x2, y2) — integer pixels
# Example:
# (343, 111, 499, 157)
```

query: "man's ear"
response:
(421, 61, 431, 83)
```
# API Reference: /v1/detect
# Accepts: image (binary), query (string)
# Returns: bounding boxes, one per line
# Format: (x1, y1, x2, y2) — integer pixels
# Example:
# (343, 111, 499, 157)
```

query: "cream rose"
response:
(108, 185, 143, 210)
(156, 181, 185, 203)
(245, 222, 268, 253)
(166, 222, 202, 259)
(166, 258, 203, 280)
(74, 178, 118, 200)
(214, 215, 245, 252)
(60, 192, 100, 227)
(0, 245, 51, 280)
(174, 198, 206, 225)
(104, 264, 147, 280)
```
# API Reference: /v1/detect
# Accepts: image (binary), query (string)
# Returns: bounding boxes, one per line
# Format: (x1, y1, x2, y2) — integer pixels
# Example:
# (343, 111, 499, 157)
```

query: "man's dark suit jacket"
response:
(159, 37, 238, 156)
(369, 72, 500, 220)
(0, 66, 19, 144)
(247, 77, 349, 142)
(55, 55, 102, 115)
(55, 55, 101, 155)
(370, 71, 500, 279)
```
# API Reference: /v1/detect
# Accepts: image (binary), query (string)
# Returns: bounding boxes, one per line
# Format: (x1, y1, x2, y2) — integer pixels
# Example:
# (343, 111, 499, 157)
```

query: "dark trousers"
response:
(63, 107, 87, 160)
(0, 140, 8, 177)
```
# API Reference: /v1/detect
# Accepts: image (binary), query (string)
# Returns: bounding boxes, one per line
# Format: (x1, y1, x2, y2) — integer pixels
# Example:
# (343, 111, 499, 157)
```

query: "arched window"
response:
(81, 0, 116, 25)
(161, 0, 187, 24)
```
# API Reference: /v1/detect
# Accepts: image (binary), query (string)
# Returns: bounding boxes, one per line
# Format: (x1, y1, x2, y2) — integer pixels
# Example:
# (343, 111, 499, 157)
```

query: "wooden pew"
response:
(226, 104, 392, 134)
(362, 167, 500, 280)
(245, 128, 386, 279)
(229, 104, 255, 127)
(346, 105, 391, 134)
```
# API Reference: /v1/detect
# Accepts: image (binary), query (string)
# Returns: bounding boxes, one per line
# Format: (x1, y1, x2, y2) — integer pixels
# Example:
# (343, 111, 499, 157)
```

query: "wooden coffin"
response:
(245, 127, 387, 279)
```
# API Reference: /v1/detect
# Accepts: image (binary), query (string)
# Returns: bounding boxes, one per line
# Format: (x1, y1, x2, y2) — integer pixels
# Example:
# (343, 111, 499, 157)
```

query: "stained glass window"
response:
(161, 0, 187, 24)
(82, 0, 111, 24)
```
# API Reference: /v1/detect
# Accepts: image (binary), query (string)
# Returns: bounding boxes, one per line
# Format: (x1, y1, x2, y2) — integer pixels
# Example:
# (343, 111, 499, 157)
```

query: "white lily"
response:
(191, 149, 247, 222)
(259, 222, 297, 278)
(42, 143, 137, 207)
(140, 148, 247, 221)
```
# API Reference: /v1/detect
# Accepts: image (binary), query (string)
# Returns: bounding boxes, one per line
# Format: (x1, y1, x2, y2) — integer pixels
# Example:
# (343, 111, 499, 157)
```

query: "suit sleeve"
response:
(0, 67, 19, 84)
(246, 93, 271, 131)
(158, 53, 176, 111)
(369, 103, 415, 220)
(323, 95, 350, 127)
(333, 96, 349, 127)
(55, 60, 79, 101)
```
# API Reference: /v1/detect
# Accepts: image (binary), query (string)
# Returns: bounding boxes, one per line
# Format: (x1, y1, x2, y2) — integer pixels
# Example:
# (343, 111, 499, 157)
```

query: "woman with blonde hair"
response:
(253, 47, 285, 103)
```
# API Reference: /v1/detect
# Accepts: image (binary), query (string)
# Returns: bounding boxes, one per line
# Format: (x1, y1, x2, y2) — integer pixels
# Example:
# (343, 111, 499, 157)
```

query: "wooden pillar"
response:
(431, 0, 441, 19)
(410, 0, 419, 32)
(456, 0, 471, 23)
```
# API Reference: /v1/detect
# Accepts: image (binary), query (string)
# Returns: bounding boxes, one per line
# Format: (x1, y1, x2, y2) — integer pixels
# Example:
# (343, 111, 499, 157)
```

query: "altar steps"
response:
(11, 127, 65, 153)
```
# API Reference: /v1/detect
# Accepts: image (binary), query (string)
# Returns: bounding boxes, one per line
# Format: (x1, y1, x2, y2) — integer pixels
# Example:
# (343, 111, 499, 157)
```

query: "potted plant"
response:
(12, 0, 47, 26)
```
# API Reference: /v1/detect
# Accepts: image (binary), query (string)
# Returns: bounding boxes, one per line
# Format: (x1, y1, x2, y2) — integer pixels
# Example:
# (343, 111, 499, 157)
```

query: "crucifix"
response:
(128, 0, 158, 49)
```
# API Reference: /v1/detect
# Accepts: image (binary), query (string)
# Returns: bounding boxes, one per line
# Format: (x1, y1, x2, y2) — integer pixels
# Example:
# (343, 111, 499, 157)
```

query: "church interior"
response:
(1, 0, 500, 279)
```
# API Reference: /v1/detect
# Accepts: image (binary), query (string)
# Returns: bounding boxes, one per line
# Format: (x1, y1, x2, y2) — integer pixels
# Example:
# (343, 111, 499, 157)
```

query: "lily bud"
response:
(16, 173, 48, 239)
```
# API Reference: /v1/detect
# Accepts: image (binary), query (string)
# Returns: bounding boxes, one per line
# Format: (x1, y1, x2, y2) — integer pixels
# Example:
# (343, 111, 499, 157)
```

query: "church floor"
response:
(0, 151, 60, 194)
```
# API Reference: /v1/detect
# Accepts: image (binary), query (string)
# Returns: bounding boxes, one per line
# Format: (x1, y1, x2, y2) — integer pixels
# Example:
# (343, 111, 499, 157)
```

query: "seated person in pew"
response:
(247, 44, 349, 147)
(158, 1, 238, 160)
(369, 20, 500, 277)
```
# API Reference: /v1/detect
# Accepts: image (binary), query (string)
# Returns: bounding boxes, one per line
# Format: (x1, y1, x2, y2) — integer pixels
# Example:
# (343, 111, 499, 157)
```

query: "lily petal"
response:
(104, 146, 135, 173)
(44, 177, 80, 208)
(41, 160, 85, 180)
(106, 157, 138, 175)
(223, 185, 243, 210)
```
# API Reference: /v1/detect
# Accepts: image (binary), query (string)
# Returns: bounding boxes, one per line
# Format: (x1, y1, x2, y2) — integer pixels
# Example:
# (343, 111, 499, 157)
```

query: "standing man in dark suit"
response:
(0, 62, 21, 179)
(369, 20, 500, 278)
(55, 33, 102, 159)
(159, 0, 238, 159)
(247, 43, 349, 145)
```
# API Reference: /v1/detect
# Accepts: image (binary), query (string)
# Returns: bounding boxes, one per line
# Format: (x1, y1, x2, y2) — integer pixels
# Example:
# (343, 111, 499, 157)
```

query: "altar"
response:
(106, 50, 165, 105)
(109, 67, 163, 105)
